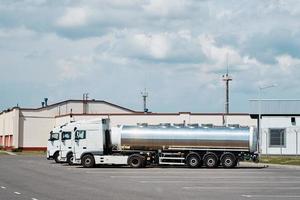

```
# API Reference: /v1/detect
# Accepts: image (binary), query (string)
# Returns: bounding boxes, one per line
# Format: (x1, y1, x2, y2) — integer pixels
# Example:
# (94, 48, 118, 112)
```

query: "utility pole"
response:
(141, 88, 148, 113)
(222, 55, 232, 125)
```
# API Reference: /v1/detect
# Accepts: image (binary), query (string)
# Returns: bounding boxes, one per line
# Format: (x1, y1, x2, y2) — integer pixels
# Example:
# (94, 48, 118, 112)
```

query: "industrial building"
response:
(250, 99, 300, 155)
(0, 99, 255, 151)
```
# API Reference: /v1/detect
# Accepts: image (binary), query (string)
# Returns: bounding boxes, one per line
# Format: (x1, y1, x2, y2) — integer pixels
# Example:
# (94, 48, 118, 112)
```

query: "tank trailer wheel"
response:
(53, 152, 60, 163)
(221, 153, 237, 168)
(67, 153, 74, 166)
(128, 155, 145, 168)
(186, 154, 201, 168)
(82, 154, 95, 168)
(204, 153, 218, 168)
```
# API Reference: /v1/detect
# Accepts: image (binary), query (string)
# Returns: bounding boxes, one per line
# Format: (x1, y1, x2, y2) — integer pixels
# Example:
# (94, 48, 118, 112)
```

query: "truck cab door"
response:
(47, 132, 61, 158)
(74, 130, 87, 160)
(61, 131, 72, 159)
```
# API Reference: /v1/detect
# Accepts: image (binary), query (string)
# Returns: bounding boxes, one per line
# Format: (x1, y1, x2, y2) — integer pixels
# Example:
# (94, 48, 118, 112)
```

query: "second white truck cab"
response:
(59, 121, 79, 165)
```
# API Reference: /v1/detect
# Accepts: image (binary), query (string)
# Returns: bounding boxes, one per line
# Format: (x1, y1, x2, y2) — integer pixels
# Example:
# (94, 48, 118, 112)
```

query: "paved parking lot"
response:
(1, 155, 300, 200)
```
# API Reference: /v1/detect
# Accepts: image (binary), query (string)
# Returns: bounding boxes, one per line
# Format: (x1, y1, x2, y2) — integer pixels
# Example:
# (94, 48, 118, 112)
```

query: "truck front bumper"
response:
(47, 156, 53, 160)
(73, 159, 81, 165)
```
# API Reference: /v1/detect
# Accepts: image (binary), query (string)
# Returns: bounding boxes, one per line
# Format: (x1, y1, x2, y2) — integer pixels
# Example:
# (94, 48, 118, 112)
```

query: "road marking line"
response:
(1, 186, 6, 189)
(110, 175, 300, 179)
(241, 195, 252, 198)
(32, 198, 39, 200)
(241, 194, 300, 198)
(14, 192, 21, 195)
(86, 171, 294, 174)
(138, 180, 300, 183)
(182, 186, 300, 190)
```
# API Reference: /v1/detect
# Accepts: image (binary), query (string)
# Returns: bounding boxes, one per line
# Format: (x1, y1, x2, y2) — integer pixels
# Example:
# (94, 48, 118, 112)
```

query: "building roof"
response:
(0, 99, 137, 114)
(1, 99, 251, 116)
(249, 99, 300, 116)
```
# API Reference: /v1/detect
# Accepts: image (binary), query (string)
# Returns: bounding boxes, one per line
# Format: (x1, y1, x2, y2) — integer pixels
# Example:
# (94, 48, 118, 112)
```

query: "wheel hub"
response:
(85, 158, 91, 165)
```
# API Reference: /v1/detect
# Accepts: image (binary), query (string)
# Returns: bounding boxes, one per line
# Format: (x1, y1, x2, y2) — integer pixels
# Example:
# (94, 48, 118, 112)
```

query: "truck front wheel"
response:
(128, 155, 145, 168)
(82, 154, 95, 168)
(53, 152, 60, 163)
(67, 153, 74, 166)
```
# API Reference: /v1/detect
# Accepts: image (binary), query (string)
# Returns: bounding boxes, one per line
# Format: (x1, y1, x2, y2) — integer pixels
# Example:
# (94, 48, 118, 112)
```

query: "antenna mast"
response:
(141, 88, 148, 113)
(222, 54, 233, 125)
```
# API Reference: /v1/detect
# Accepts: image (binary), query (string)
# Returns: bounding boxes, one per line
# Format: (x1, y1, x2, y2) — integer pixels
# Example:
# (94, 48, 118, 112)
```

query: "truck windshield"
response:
(62, 132, 72, 140)
(50, 132, 59, 141)
(75, 130, 86, 140)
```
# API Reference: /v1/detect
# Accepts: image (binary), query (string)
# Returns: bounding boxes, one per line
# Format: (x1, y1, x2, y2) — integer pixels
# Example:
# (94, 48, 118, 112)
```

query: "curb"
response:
(0, 151, 17, 156)
(240, 161, 300, 169)
(260, 162, 300, 170)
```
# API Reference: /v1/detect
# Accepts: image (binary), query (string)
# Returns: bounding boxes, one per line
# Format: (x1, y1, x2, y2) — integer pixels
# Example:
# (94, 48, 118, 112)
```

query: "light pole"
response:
(258, 84, 277, 154)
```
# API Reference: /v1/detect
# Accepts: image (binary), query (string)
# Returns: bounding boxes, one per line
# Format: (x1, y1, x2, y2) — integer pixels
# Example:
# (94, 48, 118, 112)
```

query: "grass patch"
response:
(0, 151, 8, 155)
(260, 156, 300, 166)
(15, 151, 46, 155)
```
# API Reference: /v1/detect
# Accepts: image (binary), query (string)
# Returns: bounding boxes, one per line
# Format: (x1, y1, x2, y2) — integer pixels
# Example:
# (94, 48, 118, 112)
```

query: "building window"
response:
(269, 128, 285, 147)
(291, 117, 296, 126)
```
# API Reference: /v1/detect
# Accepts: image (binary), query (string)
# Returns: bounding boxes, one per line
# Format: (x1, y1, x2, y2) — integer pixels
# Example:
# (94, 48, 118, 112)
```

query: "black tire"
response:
(186, 153, 201, 168)
(204, 153, 218, 168)
(221, 153, 237, 168)
(67, 153, 74, 166)
(82, 154, 95, 168)
(53, 152, 60, 163)
(128, 155, 145, 168)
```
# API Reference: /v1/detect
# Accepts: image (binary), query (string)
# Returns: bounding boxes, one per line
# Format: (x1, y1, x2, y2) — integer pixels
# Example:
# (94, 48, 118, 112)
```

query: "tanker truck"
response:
(72, 119, 259, 168)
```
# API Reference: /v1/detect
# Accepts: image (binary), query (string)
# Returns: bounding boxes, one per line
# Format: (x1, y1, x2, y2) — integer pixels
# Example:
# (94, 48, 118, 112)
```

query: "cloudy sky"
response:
(1, 0, 300, 112)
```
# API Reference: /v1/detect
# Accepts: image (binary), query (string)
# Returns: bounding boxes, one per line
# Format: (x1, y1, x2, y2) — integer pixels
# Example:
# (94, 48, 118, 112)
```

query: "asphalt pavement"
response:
(1, 155, 300, 200)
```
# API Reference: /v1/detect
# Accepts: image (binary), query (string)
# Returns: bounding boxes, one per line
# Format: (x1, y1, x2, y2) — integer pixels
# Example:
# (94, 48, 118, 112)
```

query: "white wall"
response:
(0, 109, 19, 148)
(20, 116, 55, 148)
(260, 116, 300, 155)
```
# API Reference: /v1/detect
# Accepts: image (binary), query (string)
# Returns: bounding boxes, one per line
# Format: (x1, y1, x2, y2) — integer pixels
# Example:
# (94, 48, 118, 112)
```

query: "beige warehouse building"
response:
(0, 99, 255, 151)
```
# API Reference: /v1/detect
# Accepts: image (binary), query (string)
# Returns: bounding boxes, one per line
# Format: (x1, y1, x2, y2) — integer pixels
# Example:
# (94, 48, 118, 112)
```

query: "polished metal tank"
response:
(119, 125, 257, 153)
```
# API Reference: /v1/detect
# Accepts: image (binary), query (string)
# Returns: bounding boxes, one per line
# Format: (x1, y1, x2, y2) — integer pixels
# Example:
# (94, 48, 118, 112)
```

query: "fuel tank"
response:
(118, 125, 257, 153)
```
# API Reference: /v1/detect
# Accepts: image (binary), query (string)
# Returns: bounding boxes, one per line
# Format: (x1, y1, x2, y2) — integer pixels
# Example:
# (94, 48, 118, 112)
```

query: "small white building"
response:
(250, 99, 300, 155)
(0, 99, 255, 151)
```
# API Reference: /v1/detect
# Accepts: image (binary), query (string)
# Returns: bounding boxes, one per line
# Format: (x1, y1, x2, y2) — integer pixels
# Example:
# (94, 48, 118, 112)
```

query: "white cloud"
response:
(0, 27, 36, 38)
(198, 34, 243, 69)
(57, 7, 90, 27)
(143, 0, 187, 17)
(276, 54, 300, 73)
(57, 55, 94, 80)
(133, 33, 170, 59)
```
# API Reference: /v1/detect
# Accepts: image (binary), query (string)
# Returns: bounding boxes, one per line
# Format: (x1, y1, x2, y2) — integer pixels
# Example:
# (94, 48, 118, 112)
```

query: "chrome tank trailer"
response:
(117, 125, 257, 153)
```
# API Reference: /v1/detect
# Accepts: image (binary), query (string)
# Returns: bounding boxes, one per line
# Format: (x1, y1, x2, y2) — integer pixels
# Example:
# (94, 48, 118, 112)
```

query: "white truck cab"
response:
(59, 121, 79, 165)
(73, 119, 116, 165)
(47, 126, 63, 162)
(73, 118, 129, 167)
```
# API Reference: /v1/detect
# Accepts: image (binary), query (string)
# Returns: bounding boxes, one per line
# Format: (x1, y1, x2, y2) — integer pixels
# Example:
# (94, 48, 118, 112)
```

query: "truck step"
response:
(159, 157, 185, 160)
(161, 152, 182, 156)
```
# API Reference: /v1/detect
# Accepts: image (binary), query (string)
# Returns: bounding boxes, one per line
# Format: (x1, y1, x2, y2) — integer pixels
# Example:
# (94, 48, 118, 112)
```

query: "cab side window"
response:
(50, 133, 59, 141)
(75, 130, 86, 140)
(62, 132, 72, 140)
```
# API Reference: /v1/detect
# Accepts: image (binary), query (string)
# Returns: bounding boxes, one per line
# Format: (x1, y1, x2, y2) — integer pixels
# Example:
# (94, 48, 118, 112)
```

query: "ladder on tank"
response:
(158, 152, 185, 165)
